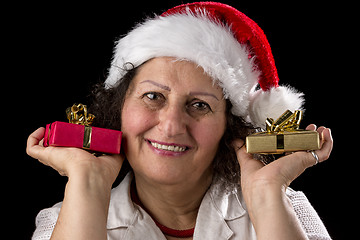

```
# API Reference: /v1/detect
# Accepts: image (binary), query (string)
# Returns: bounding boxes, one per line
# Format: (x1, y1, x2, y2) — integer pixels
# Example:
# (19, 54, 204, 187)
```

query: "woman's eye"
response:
(142, 92, 166, 108)
(192, 102, 209, 110)
(188, 100, 212, 115)
(145, 92, 161, 100)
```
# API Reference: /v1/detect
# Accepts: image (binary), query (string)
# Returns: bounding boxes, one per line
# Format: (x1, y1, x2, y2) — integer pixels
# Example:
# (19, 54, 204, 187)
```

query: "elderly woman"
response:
(27, 2, 333, 240)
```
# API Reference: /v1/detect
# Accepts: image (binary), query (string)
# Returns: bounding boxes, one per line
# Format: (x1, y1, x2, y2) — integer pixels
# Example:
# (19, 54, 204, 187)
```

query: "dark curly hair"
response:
(90, 63, 263, 188)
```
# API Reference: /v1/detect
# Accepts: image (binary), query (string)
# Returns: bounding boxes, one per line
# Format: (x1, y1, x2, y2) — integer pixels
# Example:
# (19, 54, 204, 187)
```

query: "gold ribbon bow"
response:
(66, 104, 95, 149)
(265, 110, 303, 133)
(66, 103, 95, 126)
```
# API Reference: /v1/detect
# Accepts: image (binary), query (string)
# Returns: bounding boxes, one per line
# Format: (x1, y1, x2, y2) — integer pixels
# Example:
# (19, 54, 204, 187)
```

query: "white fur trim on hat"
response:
(105, 10, 260, 118)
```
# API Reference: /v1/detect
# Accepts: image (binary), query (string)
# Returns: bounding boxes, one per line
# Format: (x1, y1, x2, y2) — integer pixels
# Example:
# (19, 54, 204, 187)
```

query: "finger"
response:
(27, 127, 45, 147)
(305, 124, 317, 131)
(233, 139, 260, 169)
(275, 151, 318, 185)
(317, 126, 326, 136)
(26, 127, 46, 159)
(232, 139, 245, 151)
(232, 139, 264, 173)
(305, 125, 332, 160)
(26, 127, 61, 167)
(315, 128, 333, 162)
(236, 144, 264, 175)
(288, 128, 333, 169)
(277, 128, 333, 181)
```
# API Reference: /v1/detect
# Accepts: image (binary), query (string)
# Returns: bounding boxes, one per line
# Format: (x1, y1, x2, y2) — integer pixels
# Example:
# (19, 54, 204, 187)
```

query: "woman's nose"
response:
(157, 105, 187, 138)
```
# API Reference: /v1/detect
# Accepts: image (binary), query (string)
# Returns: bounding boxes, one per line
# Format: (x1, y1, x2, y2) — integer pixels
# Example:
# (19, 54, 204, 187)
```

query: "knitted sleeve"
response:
(286, 188, 331, 240)
(32, 202, 62, 240)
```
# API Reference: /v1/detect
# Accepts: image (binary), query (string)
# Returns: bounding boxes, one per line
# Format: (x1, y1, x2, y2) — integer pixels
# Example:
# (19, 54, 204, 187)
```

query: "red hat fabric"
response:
(105, 2, 304, 128)
(163, 2, 279, 91)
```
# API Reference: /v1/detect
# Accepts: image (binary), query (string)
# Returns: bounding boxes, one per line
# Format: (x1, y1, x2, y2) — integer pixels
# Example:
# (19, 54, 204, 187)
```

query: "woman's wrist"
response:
(66, 157, 118, 191)
(67, 169, 113, 198)
(51, 169, 112, 240)
(244, 183, 285, 222)
(65, 172, 112, 219)
(245, 185, 307, 240)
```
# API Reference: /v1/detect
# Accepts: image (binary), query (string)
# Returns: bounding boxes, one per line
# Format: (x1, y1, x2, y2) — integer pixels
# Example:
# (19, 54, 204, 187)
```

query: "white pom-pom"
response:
(248, 86, 305, 129)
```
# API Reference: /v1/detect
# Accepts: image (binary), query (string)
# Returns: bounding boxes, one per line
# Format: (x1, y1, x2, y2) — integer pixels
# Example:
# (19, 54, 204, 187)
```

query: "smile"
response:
(146, 139, 190, 153)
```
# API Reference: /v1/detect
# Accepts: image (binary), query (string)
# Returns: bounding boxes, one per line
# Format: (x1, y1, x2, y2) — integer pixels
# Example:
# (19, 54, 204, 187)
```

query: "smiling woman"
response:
(120, 57, 226, 187)
(27, 2, 333, 240)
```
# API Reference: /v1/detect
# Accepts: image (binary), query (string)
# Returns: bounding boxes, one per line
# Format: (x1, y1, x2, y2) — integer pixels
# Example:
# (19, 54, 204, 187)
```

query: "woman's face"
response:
(121, 57, 227, 185)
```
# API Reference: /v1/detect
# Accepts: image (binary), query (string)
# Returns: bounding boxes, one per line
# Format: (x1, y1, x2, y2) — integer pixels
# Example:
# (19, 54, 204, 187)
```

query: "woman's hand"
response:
(233, 124, 333, 239)
(27, 127, 125, 239)
(234, 124, 333, 193)
(26, 127, 124, 186)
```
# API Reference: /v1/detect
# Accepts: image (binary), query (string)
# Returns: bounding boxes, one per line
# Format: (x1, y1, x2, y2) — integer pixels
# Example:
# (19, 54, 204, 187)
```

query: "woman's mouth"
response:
(145, 139, 191, 154)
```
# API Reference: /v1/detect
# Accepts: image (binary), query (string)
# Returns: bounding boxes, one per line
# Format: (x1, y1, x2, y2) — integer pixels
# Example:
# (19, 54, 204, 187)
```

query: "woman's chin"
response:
(143, 168, 188, 185)
(132, 161, 195, 186)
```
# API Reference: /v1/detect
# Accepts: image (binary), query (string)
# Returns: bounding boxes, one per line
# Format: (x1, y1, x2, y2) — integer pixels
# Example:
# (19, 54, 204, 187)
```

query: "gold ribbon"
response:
(265, 110, 303, 152)
(66, 103, 95, 126)
(83, 125, 92, 149)
(66, 103, 95, 149)
(265, 110, 303, 133)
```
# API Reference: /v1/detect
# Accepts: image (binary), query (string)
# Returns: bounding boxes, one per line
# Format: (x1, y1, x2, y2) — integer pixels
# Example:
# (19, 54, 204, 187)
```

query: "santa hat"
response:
(104, 2, 304, 129)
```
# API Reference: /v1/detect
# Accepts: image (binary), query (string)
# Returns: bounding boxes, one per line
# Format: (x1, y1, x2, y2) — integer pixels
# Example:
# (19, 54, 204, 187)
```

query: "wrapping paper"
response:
(43, 121, 122, 155)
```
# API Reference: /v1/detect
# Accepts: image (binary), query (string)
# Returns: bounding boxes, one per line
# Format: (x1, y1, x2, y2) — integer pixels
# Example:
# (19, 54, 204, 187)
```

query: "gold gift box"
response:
(246, 130, 320, 154)
(246, 110, 320, 154)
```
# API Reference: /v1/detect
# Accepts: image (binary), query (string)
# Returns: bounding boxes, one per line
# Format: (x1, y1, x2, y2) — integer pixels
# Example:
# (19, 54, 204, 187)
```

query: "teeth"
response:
(150, 141, 186, 152)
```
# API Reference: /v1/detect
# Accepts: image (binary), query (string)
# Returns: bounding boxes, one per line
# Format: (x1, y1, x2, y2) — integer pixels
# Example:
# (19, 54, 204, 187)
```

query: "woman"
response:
(27, 2, 333, 240)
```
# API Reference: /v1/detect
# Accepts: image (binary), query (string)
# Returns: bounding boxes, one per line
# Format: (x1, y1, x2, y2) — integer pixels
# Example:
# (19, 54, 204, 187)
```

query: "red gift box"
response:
(43, 121, 122, 154)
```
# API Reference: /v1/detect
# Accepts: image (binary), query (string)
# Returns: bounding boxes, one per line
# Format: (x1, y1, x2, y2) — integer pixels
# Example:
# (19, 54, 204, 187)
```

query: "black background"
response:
(5, 1, 354, 239)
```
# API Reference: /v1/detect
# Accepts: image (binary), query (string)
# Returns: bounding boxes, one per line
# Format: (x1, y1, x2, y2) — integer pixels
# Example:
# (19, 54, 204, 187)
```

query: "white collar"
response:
(106, 172, 247, 239)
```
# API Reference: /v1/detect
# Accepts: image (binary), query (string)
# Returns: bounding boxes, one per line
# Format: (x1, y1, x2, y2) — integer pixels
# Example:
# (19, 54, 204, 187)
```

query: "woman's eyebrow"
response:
(139, 80, 218, 100)
(189, 91, 219, 101)
(140, 80, 171, 91)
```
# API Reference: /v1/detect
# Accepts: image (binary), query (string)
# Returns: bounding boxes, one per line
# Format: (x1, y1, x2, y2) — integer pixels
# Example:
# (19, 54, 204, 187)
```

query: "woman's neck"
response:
(133, 171, 213, 231)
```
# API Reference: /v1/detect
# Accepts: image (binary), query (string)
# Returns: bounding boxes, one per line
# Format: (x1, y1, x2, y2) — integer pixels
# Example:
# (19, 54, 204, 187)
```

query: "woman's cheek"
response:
(191, 116, 226, 154)
(121, 100, 157, 137)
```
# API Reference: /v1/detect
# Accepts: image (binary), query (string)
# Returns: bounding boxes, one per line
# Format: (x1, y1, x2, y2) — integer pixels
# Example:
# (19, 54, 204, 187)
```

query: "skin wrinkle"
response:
(140, 80, 219, 101)
(140, 80, 171, 91)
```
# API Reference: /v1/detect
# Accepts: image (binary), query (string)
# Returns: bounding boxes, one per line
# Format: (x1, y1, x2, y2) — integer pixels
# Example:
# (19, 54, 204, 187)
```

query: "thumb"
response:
(232, 139, 264, 174)
(273, 151, 318, 187)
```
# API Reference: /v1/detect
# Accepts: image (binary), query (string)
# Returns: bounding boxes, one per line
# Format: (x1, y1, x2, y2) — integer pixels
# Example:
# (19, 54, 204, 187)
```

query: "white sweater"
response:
(32, 173, 331, 239)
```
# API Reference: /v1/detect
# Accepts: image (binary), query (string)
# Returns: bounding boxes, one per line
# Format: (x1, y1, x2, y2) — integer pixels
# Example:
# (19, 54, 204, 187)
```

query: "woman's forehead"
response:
(133, 57, 223, 93)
